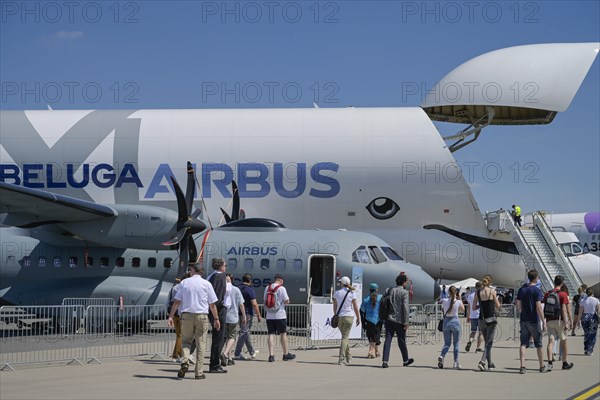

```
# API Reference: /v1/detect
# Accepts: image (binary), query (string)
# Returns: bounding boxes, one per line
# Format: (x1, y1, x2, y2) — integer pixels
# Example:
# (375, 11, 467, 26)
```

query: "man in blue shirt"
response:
(516, 270, 548, 374)
(234, 273, 262, 360)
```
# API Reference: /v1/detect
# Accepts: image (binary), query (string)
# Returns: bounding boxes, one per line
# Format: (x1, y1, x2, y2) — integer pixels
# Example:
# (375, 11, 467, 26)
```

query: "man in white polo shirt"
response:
(168, 263, 220, 380)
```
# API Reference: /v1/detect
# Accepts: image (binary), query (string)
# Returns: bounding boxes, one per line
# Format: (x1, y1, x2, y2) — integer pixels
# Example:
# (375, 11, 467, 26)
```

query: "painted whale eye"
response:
(366, 197, 400, 220)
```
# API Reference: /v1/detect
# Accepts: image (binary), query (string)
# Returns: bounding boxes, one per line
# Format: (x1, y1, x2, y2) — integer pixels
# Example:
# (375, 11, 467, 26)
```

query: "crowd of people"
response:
(167, 262, 599, 379)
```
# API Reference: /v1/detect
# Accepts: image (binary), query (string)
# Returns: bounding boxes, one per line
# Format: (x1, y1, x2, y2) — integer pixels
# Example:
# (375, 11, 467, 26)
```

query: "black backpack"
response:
(378, 288, 392, 321)
(544, 290, 561, 319)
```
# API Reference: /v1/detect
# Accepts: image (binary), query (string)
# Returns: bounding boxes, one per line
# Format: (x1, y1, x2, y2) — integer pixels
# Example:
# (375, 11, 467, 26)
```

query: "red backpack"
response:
(265, 284, 282, 310)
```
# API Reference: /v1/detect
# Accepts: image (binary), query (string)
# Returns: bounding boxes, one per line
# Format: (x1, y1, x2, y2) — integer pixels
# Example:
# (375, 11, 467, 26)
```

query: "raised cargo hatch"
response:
(421, 43, 599, 125)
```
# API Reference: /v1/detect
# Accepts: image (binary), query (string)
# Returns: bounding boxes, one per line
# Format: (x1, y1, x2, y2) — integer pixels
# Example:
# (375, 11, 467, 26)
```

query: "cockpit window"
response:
(352, 246, 372, 264)
(381, 247, 405, 261)
(571, 243, 584, 255)
(368, 246, 387, 264)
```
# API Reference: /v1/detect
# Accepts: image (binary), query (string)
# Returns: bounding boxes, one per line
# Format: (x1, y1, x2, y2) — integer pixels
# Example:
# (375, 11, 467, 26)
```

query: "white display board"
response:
(310, 303, 362, 340)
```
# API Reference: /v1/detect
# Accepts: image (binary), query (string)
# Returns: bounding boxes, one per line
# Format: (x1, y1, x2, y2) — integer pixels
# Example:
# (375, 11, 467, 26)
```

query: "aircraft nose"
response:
(433, 281, 441, 301)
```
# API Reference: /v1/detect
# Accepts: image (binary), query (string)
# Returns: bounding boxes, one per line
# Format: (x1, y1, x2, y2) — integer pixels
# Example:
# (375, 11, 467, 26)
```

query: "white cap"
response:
(340, 276, 351, 286)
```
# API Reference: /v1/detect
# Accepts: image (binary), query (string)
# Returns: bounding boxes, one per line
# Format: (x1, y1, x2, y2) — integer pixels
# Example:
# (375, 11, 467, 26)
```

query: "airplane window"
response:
(132, 257, 141, 268)
(100, 257, 109, 268)
(560, 244, 574, 257)
(53, 256, 61, 268)
(352, 246, 372, 264)
(244, 259, 253, 269)
(293, 259, 302, 270)
(381, 246, 405, 261)
(148, 257, 156, 268)
(228, 258, 237, 269)
(277, 259, 286, 270)
(163, 258, 172, 268)
(69, 257, 77, 268)
(37, 256, 46, 267)
(86, 257, 93, 268)
(571, 243, 584, 255)
(22, 256, 31, 267)
(368, 246, 387, 263)
(116, 257, 125, 268)
(261, 259, 270, 270)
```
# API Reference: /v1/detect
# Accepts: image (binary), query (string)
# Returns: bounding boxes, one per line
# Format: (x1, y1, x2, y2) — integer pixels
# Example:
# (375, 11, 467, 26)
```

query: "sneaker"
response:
(250, 350, 259, 359)
(437, 356, 444, 369)
(465, 341, 472, 352)
(338, 358, 348, 366)
(478, 361, 486, 371)
(562, 362, 574, 370)
(519, 367, 527, 374)
(540, 365, 550, 373)
(475, 348, 483, 353)
(177, 363, 189, 379)
(175, 357, 182, 363)
(453, 361, 461, 369)
(268, 355, 275, 362)
(282, 353, 296, 361)
(194, 374, 205, 380)
(234, 354, 247, 361)
(227, 358, 235, 366)
(382, 361, 389, 368)
(488, 363, 496, 371)
(547, 362, 553, 371)
(403, 358, 414, 367)
(219, 353, 227, 367)
(571, 332, 576, 337)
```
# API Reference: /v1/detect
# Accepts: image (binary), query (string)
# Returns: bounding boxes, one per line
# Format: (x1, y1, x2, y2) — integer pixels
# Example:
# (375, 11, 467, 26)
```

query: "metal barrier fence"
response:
(1, 303, 520, 369)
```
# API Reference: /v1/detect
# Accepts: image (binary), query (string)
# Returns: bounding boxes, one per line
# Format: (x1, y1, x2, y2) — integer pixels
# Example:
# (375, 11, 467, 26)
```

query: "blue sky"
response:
(1, 0, 599, 213)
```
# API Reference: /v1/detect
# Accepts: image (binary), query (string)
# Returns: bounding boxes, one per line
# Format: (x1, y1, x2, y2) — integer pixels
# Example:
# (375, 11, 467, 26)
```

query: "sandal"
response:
(375, 351, 380, 357)
(367, 354, 374, 359)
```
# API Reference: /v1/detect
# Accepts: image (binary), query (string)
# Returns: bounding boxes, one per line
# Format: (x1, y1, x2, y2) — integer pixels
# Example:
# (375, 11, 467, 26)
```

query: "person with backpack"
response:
(264, 274, 296, 362)
(360, 283, 383, 359)
(382, 274, 414, 368)
(333, 276, 360, 365)
(543, 275, 574, 370)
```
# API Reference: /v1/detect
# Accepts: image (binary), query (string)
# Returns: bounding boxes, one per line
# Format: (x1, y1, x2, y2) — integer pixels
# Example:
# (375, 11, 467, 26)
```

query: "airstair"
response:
(486, 210, 583, 294)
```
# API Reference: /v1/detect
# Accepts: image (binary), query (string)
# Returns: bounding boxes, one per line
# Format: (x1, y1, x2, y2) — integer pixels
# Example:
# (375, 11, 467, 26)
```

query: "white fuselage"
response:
(0, 108, 579, 287)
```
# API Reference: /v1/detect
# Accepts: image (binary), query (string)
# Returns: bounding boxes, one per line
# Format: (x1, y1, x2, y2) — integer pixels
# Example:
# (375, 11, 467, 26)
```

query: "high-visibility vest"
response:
(515, 206, 521, 217)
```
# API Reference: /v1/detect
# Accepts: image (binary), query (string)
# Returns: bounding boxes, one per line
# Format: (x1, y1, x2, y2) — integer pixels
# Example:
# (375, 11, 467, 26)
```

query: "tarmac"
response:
(1, 339, 599, 400)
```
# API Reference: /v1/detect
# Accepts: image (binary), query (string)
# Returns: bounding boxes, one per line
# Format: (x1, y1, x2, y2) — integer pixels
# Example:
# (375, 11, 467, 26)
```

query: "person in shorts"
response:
(516, 270, 548, 374)
(221, 274, 246, 366)
(264, 274, 296, 362)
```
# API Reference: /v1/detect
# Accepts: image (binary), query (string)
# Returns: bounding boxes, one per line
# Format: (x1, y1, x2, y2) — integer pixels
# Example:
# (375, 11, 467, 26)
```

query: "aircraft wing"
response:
(0, 182, 116, 227)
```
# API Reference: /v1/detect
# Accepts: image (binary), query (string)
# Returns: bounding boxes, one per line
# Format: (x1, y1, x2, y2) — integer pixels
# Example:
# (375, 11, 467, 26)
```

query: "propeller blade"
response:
(185, 161, 195, 215)
(191, 209, 202, 219)
(220, 207, 232, 224)
(170, 176, 187, 228)
(189, 236, 198, 263)
(162, 228, 187, 246)
(231, 180, 240, 221)
(179, 236, 189, 269)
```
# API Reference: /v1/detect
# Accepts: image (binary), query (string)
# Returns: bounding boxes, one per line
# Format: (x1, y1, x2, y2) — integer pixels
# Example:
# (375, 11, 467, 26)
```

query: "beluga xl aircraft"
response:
(0, 43, 599, 306)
